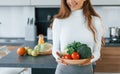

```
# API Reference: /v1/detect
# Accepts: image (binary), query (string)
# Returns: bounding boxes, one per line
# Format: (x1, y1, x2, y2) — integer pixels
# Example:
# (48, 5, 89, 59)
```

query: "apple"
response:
(27, 48, 32, 55)
(31, 50, 38, 56)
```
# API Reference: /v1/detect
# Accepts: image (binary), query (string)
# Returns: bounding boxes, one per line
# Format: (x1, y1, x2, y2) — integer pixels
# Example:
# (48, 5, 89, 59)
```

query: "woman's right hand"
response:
(56, 52, 68, 65)
(56, 58, 68, 65)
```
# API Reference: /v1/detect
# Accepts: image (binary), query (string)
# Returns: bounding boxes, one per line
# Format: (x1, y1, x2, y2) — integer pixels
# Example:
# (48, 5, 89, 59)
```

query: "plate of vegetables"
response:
(58, 41, 92, 65)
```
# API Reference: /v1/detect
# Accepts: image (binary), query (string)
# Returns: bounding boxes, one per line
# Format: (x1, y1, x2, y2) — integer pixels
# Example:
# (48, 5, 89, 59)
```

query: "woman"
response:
(52, 0, 104, 74)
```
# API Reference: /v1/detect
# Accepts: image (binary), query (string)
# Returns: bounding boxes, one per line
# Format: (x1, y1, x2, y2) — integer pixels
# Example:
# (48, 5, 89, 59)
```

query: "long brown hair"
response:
(54, 0, 104, 44)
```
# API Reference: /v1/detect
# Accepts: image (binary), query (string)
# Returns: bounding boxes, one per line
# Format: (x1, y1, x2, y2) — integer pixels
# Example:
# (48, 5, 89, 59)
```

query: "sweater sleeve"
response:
(52, 18, 61, 60)
(91, 17, 105, 63)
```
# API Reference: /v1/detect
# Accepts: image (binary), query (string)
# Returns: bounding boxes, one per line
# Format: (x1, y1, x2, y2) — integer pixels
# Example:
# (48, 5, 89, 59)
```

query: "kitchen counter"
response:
(0, 38, 24, 46)
(104, 43, 120, 47)
(0, 38, 120, 73)
(0, 41, 57, 74)
(103, 38, 120, 47)
(0, 37, 120, 47)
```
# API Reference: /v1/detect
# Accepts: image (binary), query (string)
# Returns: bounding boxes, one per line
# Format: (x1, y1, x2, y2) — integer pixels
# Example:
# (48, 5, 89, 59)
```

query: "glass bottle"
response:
(38, 34, 44, 44)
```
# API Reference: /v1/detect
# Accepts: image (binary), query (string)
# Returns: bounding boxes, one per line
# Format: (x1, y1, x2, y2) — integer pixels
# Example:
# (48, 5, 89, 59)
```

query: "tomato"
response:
(71, 52, 80, 60)
(61, 55, 65, 59)
(64, 54, 72, 59)
(17, 47, 26, 56)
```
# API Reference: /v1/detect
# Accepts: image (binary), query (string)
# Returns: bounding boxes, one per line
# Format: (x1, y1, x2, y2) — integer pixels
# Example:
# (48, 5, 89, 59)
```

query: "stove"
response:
(105, 38, 120, 46)
(109, 38, 120, 43)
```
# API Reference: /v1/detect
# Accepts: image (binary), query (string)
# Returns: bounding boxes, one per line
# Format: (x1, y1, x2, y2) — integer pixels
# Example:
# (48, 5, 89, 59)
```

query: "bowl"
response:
(63, 58, 90, 65)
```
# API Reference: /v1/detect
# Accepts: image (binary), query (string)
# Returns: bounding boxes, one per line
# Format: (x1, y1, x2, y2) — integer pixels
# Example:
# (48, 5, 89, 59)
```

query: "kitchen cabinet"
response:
(91, 0, 120, 5)
(0, 0, 30, 6)
(0, 7, 35, 38)
(95, 46, 120, 72)
(31, 0, 60, 7)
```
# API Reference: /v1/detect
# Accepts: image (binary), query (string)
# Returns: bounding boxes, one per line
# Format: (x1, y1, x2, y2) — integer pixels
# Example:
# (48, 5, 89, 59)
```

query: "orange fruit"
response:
(17, 47, 26, 56)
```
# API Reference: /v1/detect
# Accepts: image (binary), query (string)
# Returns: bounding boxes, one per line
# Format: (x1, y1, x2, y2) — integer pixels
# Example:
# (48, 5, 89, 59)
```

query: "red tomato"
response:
(71, 52, 80, 60)
(64, 54, 72, 59)
(61, 55, 65, 59)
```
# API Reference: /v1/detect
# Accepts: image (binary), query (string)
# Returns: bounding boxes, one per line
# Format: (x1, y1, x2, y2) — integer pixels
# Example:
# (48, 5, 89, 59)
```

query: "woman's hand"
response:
(56, 58, 68, 65)
(80, 60, 91, 66)
(56, 52, 68, 65)
(79, 55, 94, 66)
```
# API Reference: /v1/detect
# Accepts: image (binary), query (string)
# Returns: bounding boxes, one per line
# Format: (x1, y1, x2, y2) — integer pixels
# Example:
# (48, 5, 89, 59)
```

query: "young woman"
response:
(52, 0, 104, 74)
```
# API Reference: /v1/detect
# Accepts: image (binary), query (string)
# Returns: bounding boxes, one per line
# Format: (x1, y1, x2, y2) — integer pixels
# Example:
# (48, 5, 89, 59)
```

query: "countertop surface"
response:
(0, 37, 120, 47)
(0, 38, 120, 69)
(0, 41, 57, 68)
(104, 43, 120, 47)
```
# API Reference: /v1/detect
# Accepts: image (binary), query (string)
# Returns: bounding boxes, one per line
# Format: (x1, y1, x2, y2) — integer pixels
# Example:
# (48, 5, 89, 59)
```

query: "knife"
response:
(27, 18, 29, 25)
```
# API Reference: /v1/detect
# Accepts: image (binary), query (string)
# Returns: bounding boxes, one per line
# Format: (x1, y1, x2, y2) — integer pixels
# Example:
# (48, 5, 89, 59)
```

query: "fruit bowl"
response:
(63, 58, 90, 65)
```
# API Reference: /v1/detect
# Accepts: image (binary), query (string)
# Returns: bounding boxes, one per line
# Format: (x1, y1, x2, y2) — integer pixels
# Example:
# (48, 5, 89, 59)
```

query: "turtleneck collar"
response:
(71, 9, 83, 16)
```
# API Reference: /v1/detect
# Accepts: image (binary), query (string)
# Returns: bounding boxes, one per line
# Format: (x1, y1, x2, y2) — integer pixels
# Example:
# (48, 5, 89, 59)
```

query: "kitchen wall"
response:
(0, 7, 34, 38)
(35, 6, 120, 38)
(94, 6, 120, 37)
(0, 6, 120, 38)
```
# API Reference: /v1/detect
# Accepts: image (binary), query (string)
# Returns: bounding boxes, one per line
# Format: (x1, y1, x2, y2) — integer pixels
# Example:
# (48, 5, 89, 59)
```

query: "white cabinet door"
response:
(31, 0, 61, 6)
(0, 7, 35, 38)
(0, 0, 30, 6)
(91, 0, 120, 5)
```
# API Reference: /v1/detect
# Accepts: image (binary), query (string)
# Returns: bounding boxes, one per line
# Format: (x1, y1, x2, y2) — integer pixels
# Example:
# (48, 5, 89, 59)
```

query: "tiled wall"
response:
(94, 6, 120, 37)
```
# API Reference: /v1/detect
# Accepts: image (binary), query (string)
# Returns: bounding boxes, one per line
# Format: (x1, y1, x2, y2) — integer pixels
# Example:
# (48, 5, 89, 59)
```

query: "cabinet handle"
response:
(0, 22, 1, 24)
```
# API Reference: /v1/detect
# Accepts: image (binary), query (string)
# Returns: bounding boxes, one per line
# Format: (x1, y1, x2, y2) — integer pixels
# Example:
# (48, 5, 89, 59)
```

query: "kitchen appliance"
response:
(109, 27, 120, 43)
(116, 27, 120, 38)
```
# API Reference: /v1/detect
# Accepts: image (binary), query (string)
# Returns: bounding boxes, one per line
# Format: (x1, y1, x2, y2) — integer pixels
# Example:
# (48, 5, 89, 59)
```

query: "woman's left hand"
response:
(80, 61, 91, 66)
(79, 55, 94, 66)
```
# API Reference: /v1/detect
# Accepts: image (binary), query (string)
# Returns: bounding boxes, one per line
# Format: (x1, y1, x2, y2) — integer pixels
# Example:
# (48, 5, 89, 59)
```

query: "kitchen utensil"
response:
(109, 27, 117, 38)
(25, 25, 36, 41)
(27, 18, 29, 25)
(116, 27, 120, 38)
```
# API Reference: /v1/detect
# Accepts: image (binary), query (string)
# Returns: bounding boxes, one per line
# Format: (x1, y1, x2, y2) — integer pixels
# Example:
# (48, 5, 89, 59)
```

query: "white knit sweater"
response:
(52, 9, 104, 63)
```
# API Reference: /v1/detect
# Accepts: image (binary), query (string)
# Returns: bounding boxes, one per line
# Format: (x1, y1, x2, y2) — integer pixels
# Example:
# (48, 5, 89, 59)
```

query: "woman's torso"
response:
(57, 10, 95, 54)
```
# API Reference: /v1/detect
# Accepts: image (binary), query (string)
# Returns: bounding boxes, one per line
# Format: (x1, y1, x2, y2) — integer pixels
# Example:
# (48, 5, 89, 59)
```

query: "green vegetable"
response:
(34, 44, 41, 51)
(34, 43, 52, 52)
(65, 41, 92, 59)
(77, 44, 92, 59)
(65, 41, 81, 54)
